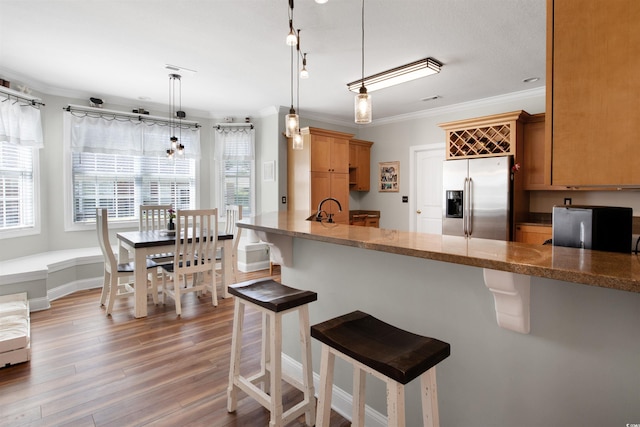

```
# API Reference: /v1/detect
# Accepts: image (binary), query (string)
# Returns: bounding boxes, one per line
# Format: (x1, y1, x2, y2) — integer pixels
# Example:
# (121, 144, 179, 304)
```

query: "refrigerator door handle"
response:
(463, 177, 469, 236)
(468, 177, 473, 236)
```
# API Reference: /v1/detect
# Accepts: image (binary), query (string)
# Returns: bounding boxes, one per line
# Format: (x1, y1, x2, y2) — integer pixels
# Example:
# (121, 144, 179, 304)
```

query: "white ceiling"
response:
(0, 0, 546, 125)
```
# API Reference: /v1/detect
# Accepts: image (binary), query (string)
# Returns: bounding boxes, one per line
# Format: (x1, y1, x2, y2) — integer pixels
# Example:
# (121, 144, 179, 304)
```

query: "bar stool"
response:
(311, 310, 451, 427)
(227, 278, 317, 427)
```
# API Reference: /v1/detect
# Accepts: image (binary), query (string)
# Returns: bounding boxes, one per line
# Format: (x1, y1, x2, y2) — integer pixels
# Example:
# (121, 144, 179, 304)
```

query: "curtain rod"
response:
(64, 104, 200, 128)
(216, 123, 254, 130)
(0, 86, 45, 107)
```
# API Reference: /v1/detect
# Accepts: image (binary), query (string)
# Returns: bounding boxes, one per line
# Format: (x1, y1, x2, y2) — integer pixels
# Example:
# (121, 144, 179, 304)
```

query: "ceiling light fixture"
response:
(286, 0, 298, 46)
(292, 31, 304, 150)
(354, 0, 371, 124)
(348, 57, 442, 93)
(300, 53, 309, 79)
(166, 73, 185, 159)
(315, 0, 328, 4)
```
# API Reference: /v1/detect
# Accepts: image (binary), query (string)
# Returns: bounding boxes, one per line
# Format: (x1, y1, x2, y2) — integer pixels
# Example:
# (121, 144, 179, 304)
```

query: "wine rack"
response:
(439, 111, 528, 159)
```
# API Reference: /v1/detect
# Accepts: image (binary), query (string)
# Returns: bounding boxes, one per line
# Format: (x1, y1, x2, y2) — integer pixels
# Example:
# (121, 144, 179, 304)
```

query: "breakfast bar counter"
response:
(237, 211, 640, 427)
(239, 211, 640, 293)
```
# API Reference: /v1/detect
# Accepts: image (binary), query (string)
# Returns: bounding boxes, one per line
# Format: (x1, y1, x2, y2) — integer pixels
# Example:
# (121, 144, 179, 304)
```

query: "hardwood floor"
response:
(0, 267, 350, 427)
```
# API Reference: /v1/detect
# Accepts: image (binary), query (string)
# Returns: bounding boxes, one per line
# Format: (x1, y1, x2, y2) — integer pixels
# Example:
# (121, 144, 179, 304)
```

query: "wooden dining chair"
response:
(161, 208, 219, 316)
(139, 204, 172, 232)
(96, 208, 158, 315)
(139, 204, 174, 301)
(217, 205, 243, 289)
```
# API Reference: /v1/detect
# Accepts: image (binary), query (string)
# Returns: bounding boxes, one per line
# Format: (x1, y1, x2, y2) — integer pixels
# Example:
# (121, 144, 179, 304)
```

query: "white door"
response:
(411, 145, 445, 234)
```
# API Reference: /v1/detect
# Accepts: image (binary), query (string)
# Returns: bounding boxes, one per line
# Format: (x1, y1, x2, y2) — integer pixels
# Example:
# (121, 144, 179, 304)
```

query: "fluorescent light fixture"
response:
(347, 57, 442, 93)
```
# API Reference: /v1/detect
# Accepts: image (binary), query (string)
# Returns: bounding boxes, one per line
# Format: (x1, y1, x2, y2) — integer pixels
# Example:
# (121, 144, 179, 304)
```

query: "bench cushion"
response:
(0, 292, 31, 367)
(0, 315, 29, 353)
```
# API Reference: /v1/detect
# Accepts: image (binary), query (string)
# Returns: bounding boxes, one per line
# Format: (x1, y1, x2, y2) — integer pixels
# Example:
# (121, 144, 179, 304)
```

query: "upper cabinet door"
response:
(310, 135, 332, 172)
(549, 0, 640, 186)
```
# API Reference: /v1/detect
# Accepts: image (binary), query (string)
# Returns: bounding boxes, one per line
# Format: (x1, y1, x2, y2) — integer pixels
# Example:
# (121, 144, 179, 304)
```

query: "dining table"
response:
(116, 229, 234, 318)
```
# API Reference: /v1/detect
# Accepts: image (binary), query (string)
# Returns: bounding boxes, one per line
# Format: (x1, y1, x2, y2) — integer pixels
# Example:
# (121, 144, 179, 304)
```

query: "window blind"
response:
(0, 141, 35, 230)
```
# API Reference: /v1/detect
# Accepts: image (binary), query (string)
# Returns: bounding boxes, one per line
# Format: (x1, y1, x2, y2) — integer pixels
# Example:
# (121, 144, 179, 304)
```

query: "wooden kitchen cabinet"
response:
(439, 111, 529, 160)
(310, 171, 349, 224)
(523, 113, 564, 190)
(548, 0, 640, 186)
(310, 130, 349, 174)
(515, 224, 552, 245)
(349, 139, 373, 191)
(288, 127, 353, 224)
(350, 211, 380, 227)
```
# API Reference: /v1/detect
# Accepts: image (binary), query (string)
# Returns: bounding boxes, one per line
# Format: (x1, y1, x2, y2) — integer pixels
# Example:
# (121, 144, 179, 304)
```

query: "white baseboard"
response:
(40, 277, 103, 310)
(281, 353, 387, 427)
(238, 260, 271, 273)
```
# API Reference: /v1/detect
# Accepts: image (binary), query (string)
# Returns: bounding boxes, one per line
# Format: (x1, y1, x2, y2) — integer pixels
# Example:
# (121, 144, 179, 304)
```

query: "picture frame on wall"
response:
(378, 161, 399, 192)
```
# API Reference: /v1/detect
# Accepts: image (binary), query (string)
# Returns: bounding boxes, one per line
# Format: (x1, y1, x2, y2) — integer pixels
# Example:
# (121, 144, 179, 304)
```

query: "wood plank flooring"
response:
(0, 267, 350, 427)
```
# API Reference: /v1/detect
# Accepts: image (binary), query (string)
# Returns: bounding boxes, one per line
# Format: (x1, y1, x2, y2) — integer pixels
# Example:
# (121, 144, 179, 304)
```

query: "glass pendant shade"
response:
(355, 89, 372, 124)
(292, 131, 304, 150)
(286, 20, 297, 46)
(285, 110, 299, 137)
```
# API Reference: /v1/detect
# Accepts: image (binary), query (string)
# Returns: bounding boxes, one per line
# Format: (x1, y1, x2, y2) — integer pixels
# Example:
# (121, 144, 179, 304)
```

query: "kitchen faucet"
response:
(316, 197, 342, 223)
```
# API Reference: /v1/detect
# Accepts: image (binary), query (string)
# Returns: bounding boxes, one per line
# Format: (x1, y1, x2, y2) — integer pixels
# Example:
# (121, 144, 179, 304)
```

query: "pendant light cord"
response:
(361, 0, 365, 89)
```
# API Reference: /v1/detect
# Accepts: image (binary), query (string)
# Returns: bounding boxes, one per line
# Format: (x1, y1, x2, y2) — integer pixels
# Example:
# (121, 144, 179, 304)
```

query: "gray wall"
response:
(281, 237, 640, 427)
(5, 87, 640, 261)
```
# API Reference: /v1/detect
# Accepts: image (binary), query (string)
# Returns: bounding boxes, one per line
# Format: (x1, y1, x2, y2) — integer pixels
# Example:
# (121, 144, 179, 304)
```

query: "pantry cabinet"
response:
(288, 127, 353, 224)
(548, 0, 640, 186)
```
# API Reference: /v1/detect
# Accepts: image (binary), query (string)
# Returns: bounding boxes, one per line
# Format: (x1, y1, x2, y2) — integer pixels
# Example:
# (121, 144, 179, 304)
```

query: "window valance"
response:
(0, 90, 44, 148)
(66, 105, 201, 159)
(214, 124, 255, 161)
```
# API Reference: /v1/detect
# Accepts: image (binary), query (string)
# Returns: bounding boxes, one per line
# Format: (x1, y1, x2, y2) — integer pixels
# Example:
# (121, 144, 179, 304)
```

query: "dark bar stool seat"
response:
(311, 310, 451, 427)
(227, 278, 317, 427)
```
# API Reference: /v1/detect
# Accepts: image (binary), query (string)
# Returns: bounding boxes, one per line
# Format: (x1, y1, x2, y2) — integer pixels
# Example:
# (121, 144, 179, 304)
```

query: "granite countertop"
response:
(239, 211, 640, 294)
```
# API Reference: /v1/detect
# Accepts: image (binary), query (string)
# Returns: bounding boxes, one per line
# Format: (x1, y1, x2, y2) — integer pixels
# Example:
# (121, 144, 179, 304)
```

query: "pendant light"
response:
(166, 73, 185, 158)
(354, 0, 372, 124)
(285, 43, 300, 138)
(285, 1, 299, 139)
(292, 30, 304, 150)
(300, 53, 309, 79)
(286, 0, 298, 46)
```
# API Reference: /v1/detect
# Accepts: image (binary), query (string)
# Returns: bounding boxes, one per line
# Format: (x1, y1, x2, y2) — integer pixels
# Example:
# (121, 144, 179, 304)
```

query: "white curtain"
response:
(0, 94, 44, 147)
(68, 111, 201, 159)
(214, 126, 255, 161)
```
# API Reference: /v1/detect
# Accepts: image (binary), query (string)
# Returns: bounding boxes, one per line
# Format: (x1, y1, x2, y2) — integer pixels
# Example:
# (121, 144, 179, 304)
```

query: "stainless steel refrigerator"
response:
(442, 156, 512, 240)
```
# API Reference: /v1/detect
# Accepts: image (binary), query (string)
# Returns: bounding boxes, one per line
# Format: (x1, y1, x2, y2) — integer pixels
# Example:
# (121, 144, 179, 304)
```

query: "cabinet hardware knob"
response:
(417, 210, 422, 214)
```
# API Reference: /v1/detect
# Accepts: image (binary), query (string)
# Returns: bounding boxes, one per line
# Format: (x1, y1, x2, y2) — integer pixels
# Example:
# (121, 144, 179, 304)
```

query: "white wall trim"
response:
(47, 277, 103, 303)
(282, 353, 387, 427)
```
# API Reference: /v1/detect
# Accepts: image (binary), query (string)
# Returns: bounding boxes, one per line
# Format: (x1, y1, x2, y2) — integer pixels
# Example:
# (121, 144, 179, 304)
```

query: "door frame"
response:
(409, 143, 445, 232)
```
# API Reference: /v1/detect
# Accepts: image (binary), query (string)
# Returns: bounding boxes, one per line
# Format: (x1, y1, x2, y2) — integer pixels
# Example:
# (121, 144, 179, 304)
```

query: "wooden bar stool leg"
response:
(227, 298, 245, 413)
(261, 312, 271, 392)
(352, 367, 366, 427)
(387, 380, 406, 427)
(268, 311, 284, 427)
(421, 367, 439, 427)
(316, 345, 335, 427)
(298, 305, 316, 425)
